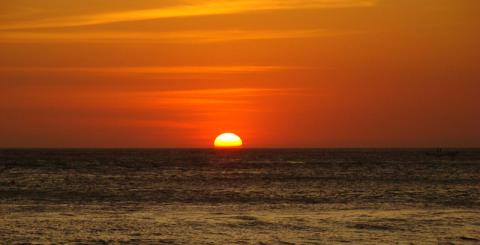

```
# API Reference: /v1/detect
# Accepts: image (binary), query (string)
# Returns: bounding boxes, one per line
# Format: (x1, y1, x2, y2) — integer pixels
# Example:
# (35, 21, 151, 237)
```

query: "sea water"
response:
(1, 149, 479, 244)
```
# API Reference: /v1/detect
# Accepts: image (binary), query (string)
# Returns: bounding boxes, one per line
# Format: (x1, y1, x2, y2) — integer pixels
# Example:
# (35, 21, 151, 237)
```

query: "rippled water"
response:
(1, 149, 479, 244)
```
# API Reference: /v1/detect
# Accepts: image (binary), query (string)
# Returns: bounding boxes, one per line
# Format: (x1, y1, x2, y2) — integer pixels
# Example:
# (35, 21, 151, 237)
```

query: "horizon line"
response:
(1, 147, 478, 150)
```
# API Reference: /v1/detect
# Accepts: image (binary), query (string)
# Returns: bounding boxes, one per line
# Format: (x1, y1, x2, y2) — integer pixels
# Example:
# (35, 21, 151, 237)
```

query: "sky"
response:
(0, 0, 479, 148)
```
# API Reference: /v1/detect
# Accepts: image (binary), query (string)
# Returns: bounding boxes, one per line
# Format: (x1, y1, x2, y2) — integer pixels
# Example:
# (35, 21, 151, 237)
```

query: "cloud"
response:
(0, 29, 359, 43)
(126, 87, 296, 107)
(109, 87, 301, 134)
(0, 65, 295, 74)
(0, 0, 376, 30)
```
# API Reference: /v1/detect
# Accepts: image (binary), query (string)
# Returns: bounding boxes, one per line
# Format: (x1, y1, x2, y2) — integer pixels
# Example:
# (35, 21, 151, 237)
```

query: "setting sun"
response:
(214, 133, 243, 148)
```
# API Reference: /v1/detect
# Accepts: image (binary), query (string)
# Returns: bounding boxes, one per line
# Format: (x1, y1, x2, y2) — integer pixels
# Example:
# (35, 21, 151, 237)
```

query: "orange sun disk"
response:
(214, 133, 243, 148)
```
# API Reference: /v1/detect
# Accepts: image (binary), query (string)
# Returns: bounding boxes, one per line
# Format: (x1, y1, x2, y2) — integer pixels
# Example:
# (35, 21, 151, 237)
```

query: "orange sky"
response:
(1, 0, 479, 148)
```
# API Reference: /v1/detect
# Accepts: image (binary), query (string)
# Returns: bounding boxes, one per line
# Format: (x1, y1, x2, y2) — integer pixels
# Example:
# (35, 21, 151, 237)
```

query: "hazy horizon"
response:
(2, 142, 479, 149)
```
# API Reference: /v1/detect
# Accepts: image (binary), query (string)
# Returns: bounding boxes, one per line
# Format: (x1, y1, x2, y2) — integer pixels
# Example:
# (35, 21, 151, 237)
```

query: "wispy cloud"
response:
(151, 87, 292, 98)
(0, 65, 295, 74)
(128, 88, 297, 106)
(0, 29, 359, 43)
(114, 89, 276, 128)
(0, 0, 376, 30)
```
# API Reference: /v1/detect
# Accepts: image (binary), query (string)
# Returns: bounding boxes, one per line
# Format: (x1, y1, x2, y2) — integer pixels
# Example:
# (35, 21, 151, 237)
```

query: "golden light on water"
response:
(214, 133, 243, 148)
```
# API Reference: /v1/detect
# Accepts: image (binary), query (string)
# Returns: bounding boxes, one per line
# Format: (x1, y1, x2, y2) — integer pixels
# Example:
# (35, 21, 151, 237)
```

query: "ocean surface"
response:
(1, 149, 479, 244)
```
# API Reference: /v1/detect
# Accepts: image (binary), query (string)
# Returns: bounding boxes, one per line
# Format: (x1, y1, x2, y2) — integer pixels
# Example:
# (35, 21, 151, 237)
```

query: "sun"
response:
(214, 133, 243, 148)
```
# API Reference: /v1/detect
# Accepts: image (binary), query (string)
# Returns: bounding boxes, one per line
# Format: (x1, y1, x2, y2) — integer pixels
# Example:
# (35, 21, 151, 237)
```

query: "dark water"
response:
(1, 149, 479, 244)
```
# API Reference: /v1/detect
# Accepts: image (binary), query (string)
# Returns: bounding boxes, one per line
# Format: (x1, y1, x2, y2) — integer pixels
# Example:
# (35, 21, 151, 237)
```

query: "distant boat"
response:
(425, 148, 459, 158)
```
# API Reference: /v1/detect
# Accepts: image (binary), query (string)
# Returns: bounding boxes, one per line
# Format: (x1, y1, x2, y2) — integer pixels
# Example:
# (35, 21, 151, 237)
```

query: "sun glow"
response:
(214, 133, 243, 148)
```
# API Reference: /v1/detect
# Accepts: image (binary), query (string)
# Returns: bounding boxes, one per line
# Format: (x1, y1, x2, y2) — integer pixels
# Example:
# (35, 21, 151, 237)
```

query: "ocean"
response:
(1, 149, 479, 244)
